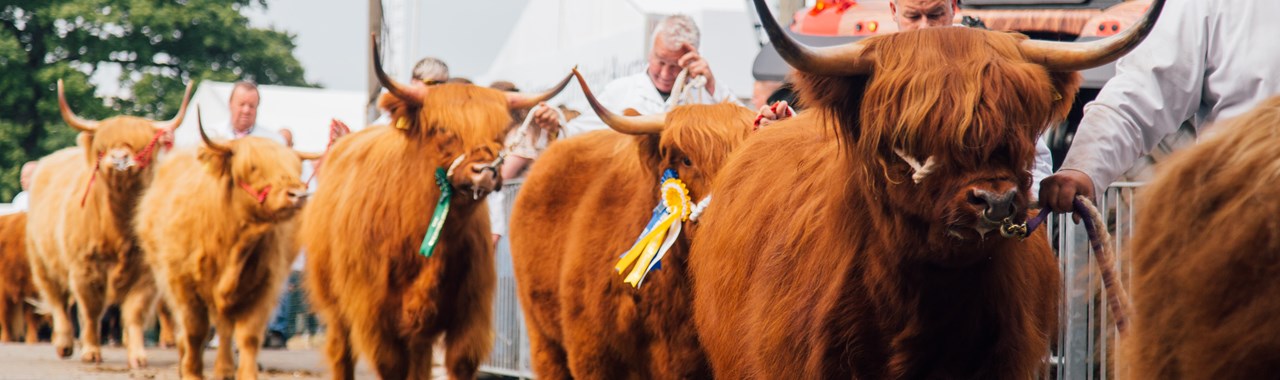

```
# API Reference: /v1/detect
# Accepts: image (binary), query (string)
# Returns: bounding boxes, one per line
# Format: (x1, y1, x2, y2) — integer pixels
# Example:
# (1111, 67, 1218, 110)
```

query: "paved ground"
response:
(0, 342, 378, 379)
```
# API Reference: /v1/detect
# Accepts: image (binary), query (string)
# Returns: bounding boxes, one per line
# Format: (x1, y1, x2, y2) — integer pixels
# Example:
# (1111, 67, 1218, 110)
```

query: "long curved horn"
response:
(153, 81, 195, 131)
(573, 68, 665, 135)
(295, 151, 324, 161)
(196, 106, 232, 154)
(753, 0, 873, 76)
(506, 69, 576, 109)
(1020, 0, 1166, 71)
(370, 33, 425, 105)
(57, 80, 100, 132)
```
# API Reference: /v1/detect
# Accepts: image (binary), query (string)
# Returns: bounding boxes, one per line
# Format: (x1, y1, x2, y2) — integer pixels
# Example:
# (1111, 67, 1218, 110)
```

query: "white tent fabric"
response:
(173, 81, 367, 153)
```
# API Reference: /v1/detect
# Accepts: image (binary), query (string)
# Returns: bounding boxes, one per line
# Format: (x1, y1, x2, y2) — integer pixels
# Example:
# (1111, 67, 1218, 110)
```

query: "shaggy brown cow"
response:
(299, 36, 572, 380)
(510, 71, 753, 379)
(135, 110, 318, 380)
(1121, 96, 1280, 379)
(25, 80, 192, 367)
(0, 212, 41, 343)
(684, 1, 1163, 378)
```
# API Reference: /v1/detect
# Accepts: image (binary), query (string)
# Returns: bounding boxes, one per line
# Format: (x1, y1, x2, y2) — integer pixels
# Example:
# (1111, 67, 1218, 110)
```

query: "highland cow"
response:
(685, 0, 1163, 377)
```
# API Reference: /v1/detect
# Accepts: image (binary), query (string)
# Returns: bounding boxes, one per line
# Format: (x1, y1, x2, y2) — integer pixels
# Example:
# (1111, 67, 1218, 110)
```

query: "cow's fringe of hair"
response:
(653, 104, 755, 184)
(1123, 96, 1280, 378)
(793, 28, 1079, 183)
(378, 84, 512, 157)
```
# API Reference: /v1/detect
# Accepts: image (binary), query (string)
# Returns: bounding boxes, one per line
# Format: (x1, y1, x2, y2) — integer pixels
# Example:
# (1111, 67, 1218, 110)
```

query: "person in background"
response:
(1040, 0, 1280, 212)
(278, 128, 294, 148)
(264, 119, 349, 349)
(533, 14, 738, 138)
(371, 57, 450, 126)
(215, 81, 286, 146)
(9, 161, 37, 211)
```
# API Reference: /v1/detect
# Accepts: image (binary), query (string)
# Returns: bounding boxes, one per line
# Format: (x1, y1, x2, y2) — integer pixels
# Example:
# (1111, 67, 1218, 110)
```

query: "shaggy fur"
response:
(0, 212, 41, 343)
(510, 103, 754, 379)
(689, 27, 1075, 378)
(1122, 96, 1280, 379)
(135, 136, 308, 380)
(25, 116, 171, 367)
(301, 84, 514, 379)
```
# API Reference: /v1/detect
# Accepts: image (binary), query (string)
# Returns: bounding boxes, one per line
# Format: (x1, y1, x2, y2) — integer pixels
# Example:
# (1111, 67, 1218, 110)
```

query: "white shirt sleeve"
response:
(487, 190, 507, 237)
(1059, 0, 1207, 196)
(11, 192, 29, 212)
(561, 78, 632, 138)
(1030, 134, 1053, 201)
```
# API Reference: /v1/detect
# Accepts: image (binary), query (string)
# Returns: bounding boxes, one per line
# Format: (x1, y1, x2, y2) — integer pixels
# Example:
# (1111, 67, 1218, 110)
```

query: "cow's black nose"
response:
(970, 188, 1017, 223)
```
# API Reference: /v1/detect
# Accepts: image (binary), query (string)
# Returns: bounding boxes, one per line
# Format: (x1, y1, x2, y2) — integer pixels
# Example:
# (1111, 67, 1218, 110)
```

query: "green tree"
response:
(0, 0, 313, 201)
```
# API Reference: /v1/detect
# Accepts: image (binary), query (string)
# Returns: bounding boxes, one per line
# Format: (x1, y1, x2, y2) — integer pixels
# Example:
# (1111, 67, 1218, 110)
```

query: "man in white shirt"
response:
(1040, 0, 1280, 212)
(9, 161, 37, 212)
(530, 14, 738, 137)
(215, 81, 286, 145)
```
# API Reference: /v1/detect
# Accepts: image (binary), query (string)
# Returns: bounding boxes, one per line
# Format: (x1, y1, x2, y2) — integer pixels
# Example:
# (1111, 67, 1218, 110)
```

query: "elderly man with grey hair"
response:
(532, 14, 738, 137)
(412, 57, 450, 85)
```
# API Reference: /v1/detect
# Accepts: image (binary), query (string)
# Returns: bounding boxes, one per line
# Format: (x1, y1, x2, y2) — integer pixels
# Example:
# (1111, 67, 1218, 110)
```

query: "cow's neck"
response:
(90, 173, 147, 242)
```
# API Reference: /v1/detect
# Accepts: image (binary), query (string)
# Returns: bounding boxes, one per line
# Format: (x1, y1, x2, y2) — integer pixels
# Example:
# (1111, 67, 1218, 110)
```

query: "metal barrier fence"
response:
(481, 182, 1145, 379)
(481, 182, 536, 379)
(1047, 182, 1141, 380)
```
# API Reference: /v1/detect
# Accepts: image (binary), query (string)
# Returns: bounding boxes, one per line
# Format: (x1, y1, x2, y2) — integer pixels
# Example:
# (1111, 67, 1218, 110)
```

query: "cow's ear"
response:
(634, 134, 663, 181)
(1047, 71, 1082, 126)
(77, 132, 95, 165)
(197, 145, 232, 177)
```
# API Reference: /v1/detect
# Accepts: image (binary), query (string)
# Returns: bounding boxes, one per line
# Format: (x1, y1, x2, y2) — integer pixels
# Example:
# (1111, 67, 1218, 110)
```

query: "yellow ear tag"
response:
(394, 117, 409, 130)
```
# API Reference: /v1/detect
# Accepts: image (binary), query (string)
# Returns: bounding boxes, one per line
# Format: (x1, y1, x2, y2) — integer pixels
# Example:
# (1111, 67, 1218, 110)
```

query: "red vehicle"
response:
(753, 0, 1154, 167)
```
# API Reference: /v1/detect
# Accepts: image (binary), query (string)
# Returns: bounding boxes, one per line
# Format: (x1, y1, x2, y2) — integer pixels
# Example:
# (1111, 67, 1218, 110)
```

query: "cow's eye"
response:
(681, 157, 693, 167)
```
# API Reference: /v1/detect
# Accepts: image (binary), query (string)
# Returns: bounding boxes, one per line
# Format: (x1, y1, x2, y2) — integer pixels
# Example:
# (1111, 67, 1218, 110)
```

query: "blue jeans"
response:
(267, 271, 316, 340)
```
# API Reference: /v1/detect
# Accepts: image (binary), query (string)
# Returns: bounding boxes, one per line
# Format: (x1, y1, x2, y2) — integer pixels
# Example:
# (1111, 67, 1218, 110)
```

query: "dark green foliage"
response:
(0, 0, 313, 200)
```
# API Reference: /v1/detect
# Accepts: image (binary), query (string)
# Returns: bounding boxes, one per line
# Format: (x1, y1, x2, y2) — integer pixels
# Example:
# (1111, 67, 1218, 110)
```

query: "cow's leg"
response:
(29, 261, 73, 357)
(0, 299, 12, 342)
(365, 325, 409, 380)
(23, 305, 40, 344)
(157, 305, 176, 348)
(175, 298, 210, 380)
(23, 304, 40, 342)
(119, 284, 157, 368)
(445, 310, 493, 380)
(562, 311, 630, 380)
(527, 328, 571, 380)
(405, 337, 436, 380)
(322, 318, 357, 380)
(212, 314, 236, 380)
(231, 306, 269, 380)
(69, 270, 106, 363)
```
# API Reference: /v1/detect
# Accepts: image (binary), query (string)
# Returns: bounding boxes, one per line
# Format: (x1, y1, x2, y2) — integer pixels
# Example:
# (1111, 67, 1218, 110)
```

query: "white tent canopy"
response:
(173, 81, 367, 153)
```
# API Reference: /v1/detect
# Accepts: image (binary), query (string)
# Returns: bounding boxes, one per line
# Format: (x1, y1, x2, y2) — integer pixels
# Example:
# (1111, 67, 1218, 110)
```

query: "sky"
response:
(242, 0, 530, 93)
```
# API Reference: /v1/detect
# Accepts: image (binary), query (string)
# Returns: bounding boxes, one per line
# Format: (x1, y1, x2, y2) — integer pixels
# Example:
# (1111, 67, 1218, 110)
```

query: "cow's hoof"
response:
(128, 354, 148, 369)
(81, 349, 102, 363)
(55, 345, 73, 358)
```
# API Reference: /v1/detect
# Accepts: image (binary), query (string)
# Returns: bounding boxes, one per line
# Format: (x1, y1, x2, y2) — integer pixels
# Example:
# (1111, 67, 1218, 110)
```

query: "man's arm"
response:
(1044, 0, 1207, 209)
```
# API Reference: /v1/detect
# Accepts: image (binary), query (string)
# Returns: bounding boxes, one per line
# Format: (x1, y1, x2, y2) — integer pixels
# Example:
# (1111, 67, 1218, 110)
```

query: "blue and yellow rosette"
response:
(615, 169, 692, 288)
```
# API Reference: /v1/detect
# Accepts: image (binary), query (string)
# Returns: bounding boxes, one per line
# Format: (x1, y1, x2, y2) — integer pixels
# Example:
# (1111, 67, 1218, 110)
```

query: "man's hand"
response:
(1039, 169, 1096, 214)
(330, 119, 351, 142)
(754, 100, 792, 130)
(530, 102, 561, 134)
(678, 43, 716, 96)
